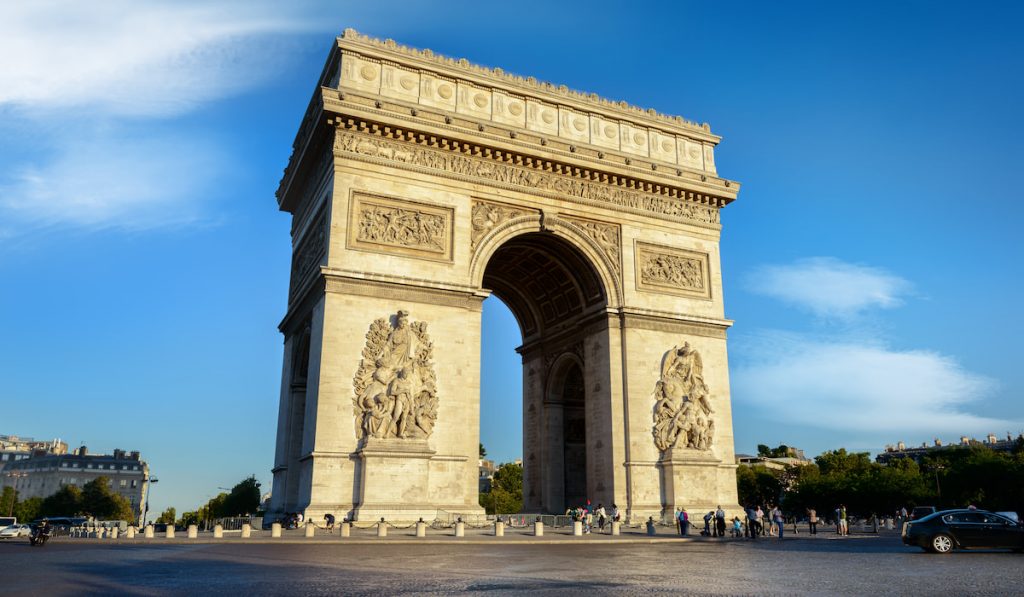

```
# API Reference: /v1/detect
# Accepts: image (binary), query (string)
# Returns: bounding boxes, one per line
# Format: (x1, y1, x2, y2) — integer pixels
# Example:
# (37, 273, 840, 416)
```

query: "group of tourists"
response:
(281, 511, 304, 529)
(565, 502, 619, 533)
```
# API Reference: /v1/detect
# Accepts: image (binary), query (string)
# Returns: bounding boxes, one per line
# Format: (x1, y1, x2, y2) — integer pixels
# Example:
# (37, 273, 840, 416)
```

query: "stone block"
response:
(271, 522, 281, 538)
(213, 525, 224, 539)
(187, 525, 198, 539)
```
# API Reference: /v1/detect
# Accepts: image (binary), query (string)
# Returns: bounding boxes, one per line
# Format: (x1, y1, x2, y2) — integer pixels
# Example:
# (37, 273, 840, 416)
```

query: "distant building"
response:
(0, 435, 67, 471)
(737, 446, 811, 470)
(877, 433, 1023, 465)
(0, 446, 149, 525)
(479, 458, 496, 493)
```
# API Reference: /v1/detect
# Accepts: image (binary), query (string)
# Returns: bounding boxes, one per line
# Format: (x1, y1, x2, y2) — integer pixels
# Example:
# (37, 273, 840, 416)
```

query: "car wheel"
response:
(931, 534, 954, 554)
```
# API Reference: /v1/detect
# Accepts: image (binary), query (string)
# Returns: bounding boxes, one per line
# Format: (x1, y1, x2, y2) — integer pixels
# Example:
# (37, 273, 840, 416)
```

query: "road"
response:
(2, 533, 1022, 595)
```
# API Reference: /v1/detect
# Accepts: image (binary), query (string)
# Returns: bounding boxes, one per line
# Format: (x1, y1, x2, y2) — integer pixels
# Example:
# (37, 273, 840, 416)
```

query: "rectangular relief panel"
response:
(634, 241, 712, 300)
(347, 192, 454, 262)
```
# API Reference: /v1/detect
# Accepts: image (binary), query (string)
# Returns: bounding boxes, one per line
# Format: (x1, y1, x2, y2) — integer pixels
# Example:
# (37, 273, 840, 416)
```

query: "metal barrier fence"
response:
(214, 516, 262, 531)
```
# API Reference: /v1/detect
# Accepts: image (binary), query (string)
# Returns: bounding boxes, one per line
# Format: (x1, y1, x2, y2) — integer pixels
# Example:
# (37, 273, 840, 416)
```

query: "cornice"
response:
(338, 29, 714, 140)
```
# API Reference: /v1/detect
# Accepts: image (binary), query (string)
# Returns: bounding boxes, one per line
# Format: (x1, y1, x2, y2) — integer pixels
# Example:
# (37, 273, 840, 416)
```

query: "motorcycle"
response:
(29, 524, 51, 547)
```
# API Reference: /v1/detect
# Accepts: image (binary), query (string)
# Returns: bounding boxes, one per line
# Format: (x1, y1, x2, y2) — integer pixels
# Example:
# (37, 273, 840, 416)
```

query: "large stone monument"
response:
(269, 30, 742, 522)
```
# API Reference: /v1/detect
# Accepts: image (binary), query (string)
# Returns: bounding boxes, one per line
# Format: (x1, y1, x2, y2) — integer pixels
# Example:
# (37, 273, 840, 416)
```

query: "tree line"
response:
(738, 440, 1024, 516)
(1, 477, 134, 522)
(154, 476, 261, 527)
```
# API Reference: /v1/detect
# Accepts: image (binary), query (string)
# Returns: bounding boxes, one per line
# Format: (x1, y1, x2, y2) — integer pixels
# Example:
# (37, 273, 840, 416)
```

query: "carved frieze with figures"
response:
(653, 343, 714, 452)
(562, 216, 621, 281)
(352, 310, 439, 442)
(347, 192, 453, 261)
(470, 200, 535, 249)
(635, 241, 711, 299)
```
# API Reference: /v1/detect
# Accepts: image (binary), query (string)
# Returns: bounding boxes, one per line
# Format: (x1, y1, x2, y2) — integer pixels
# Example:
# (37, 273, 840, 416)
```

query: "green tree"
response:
(13, 496, 42, 522)
(736, 465, 783, 507)
(479, 462, 523, 515)
(155, 507, 176, 524)
(40, 485, 82, 517)
(178, 511, 200, 526)
(221, 476, 261, 517)
(80, 477, 134, 520)
(0, 486, 16, 517)
(479, 443, 487, 458)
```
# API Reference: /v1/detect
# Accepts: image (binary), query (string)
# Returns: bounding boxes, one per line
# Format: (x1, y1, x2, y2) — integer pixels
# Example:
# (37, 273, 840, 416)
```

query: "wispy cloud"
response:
(0, 132, 226, 233)
(745, 257, 912, 318)
(0, 1, 323, 237)
(732, 331, 1008, 437)
(0, 1, 316, 117)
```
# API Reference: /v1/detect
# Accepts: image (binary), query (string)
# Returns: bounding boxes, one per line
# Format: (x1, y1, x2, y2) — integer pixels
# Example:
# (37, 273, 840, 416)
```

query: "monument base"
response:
(657, 448, 742, 518)
(350, 438, 484, 523)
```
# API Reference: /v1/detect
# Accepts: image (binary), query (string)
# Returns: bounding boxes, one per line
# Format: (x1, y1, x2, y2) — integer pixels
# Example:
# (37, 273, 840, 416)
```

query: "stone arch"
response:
(470, 213, 623, 310)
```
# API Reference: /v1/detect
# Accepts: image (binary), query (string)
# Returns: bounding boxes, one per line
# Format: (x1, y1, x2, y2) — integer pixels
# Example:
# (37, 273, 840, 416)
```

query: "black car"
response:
(902, 509, 1024, 553)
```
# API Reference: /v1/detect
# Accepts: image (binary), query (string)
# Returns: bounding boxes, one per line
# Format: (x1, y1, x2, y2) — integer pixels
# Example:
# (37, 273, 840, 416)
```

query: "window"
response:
(131, 480, 137, 488)
(122, 465, 128, 470)
(119, 480, 127, 488)
(945, 513, 986, 523)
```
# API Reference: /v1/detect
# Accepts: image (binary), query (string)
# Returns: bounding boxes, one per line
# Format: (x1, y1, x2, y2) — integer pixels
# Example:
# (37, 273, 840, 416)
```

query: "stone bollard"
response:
(573, 521, 583, 536)
(166, 526, 175, 539)
(611, 521, 621, 536)
(377, 518, 388, 538)
(213, 525, 224, 539)
(145, 525, 155, 539)
(241, 523, 252, 538)
(455, 520, 465, 537)
(188, 524, 198, 539)
(110, 527, 119, 539)
(494, 521, 505, 537)
(305, 522, 315, 538)
(126, 526, 136, 539)
(271, 522, 282, 538)
(416, 519, 426, 538)
(340, 522, 351, 537)
(534, 520, 544, 537)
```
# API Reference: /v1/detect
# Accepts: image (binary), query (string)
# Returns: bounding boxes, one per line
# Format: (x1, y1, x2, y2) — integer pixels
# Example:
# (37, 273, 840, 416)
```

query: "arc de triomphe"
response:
(270, 30, 741, 522)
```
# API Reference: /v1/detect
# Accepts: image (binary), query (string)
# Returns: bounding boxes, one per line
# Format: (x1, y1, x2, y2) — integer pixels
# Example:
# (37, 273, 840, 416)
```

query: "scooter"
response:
(29, 524, 51, 547)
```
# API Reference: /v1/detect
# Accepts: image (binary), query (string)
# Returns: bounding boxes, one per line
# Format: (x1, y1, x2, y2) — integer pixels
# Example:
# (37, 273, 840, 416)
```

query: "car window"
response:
(945, 512, 986, 523)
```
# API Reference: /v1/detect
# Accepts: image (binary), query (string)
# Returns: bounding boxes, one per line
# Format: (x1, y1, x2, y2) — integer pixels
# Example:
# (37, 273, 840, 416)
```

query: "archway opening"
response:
(479, 231, 608, 514)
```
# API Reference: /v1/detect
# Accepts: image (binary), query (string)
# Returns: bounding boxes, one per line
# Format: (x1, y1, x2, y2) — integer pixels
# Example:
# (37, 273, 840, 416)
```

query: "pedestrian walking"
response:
(732, 516, 742, 537)
(772, 506, 784, 539)
(807, 507, 817, 535)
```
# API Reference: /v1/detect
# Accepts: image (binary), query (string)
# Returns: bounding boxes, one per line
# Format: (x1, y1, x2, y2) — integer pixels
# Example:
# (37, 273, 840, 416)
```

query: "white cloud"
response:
(731, 332, 1008, 437)
(745, 257, 912, 318)
(0, 1, 318, 117)
(0, 133, 226, 232)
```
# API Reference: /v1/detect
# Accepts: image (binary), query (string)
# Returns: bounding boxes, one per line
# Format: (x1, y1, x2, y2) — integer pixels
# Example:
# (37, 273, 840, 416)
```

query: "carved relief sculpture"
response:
(347, 193, 454, 261)
(470, 200, 532, 248)
(563, 216, 621, 280)
(635, 242, 711, 299)
(353, 310, 438, 442)
(652, 342, 714, 452)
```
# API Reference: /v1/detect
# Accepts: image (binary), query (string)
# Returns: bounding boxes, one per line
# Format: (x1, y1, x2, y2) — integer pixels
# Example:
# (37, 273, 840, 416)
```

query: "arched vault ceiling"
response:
(482, 233, 606, 340)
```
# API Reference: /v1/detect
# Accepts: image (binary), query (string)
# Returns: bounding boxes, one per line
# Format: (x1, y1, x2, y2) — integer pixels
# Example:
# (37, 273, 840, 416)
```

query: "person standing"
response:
(715, 505, 726, 538)
(596, 503, 607, 532)
(703, 511, 713, 536)
(755, 506, 765, 536)
(807, 508, 817, 535)
(840, 505, 848, 536)
(681, 507, 690, 536)
(771, 505, 784, 539)
(323, 513, 335, 533)
(676, 508, 685, 536)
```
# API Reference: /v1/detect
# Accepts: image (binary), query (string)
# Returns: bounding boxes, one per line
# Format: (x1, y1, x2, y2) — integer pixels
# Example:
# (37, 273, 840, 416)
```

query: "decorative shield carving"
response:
(353, 310, 438, 442)
(652, 342, 714, 452)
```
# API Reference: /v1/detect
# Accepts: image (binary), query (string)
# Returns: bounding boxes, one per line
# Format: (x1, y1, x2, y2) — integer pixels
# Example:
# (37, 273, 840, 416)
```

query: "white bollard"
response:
(213, 525, 224, 539)
(455, 521, 465, 537)
(188, 524, 198, 539)
(271, 522, 282, 538)
(109, 527, 119, 539)
(377, 519, 388, 537)
(611, 521, 621, 536)
(305, 522, 315, 538)
(126, 526, 135, 539)
(416, 521, 426, 537)
(573, 521, 583, 536)
(166, 526, 175, 539)
(241, 523, 251, 538)
(534, 520, 544, 537)
(340, 522, 350, 537)
(145, 525, 155, 538)
(494, 521, 505, 537)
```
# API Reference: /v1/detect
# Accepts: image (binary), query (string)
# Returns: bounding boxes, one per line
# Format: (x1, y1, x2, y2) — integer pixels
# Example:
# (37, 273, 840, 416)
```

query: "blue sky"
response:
(1, 1, 1021, 516)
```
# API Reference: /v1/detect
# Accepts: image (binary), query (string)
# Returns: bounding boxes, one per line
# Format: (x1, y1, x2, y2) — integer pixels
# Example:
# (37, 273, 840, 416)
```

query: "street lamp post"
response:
(143, 477, 159, 527)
